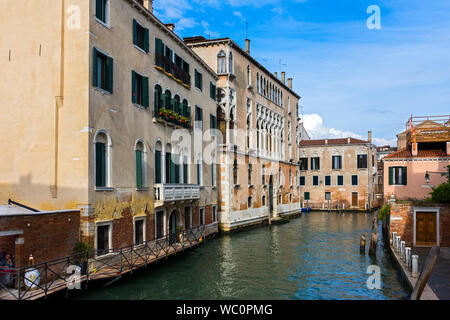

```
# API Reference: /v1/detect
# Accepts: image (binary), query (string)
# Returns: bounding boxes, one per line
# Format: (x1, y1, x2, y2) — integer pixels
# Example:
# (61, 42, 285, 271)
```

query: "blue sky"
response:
(153, 0, 450, 146)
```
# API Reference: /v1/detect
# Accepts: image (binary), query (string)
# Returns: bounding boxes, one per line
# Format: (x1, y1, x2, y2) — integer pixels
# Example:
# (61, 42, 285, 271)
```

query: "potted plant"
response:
(72, 241, 93, 275)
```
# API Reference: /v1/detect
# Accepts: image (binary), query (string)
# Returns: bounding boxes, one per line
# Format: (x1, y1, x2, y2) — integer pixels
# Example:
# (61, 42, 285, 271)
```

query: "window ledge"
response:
(234, 184, 240, 189)
(133, 45, 148, 55)
(94, 17, 111, 30)
(136, 187, 149, 191)
(94, 87, 111, 95)
(95, 187, 114, 192)
(133, 103, 148, 110)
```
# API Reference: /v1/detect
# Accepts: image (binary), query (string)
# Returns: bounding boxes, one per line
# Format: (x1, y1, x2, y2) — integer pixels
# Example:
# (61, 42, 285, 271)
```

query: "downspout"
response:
(51, 0, 65, 198)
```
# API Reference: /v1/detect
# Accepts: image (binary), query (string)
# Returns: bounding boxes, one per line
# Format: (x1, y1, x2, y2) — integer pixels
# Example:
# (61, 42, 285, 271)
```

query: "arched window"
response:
(182, 99, 189, 118)
(248, 164, 252, 185)
(256, 121, 260, 150)
(174, 95, 181, 114)
(247, 65, 251, 86)
(164, 89, 172, 111)
(154, 85, 162, 115)
(228, 52, 233, 74)
(135, 140, 145, 188)
(233, 159, 238, 185)
(246, 114, 251, 150)
(165, 143, 173, 183)
(217, 50, 226, 73)
(94, 130, 111, 188)
(155, 141, 162, 184)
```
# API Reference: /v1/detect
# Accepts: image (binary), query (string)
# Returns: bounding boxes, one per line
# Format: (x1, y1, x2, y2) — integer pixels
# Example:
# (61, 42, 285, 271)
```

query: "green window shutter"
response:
(95, 143, 106, 187)
(142, 76, 149, 108)
(155, 151, 161, 183)
(144, 28, 149, 53)
(174, 155, 180, 184)
(210, 114, 213, 129)
(136, 150, 143, 188)
(402, 167, 407, 185)
(155, 38, 163, 54)
(95, 0, 103, 21)
(170, 157, 176, 184)
(93, 48, 98, 87)
(106, 56, 113, 93)
(389, 167, 393, 185)
(131, 71, 137, 103)
(183, 162, 188, 184)
(305, 192, 310, 200)
(133, 19, 138, 46)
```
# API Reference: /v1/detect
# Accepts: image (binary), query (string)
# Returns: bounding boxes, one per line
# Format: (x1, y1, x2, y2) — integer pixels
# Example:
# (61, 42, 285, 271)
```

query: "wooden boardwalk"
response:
(0, 228, 204, 300)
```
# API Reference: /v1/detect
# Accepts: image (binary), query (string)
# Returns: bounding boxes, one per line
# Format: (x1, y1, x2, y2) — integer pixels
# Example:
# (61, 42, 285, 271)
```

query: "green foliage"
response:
(430, 182, 450, 203)
(378, 204, 391, 220)
(72, 241, 93, 263)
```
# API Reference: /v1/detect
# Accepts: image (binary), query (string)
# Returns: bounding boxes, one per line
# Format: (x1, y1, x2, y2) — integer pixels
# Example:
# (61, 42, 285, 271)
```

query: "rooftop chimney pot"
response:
(274, 72, 278, 78)
(288, 78, 293, 89)
(142, 0, 153, 13)
(245, 39, 250, 55)
(281, 72, 286, 84)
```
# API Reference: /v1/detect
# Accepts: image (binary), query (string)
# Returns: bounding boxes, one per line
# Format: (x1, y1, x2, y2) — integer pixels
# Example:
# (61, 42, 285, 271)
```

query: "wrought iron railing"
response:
(155, 53, 191, 86)
(0, 225, 205, 300)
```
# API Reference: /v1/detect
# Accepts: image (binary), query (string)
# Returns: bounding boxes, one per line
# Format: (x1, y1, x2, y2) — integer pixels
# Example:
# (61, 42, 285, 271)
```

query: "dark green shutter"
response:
(174, 155, 180, 184)
(133, 19, 138, 46)
(144, 28, 149, 53)
(155, 151, 161, 183)
(142, 76, 149, 108)
(95, 0, 103, 21)
(136, 150, 143, 188)
(131, 71, 137, 103)
(170, 157, 176, 184)
(106, 56, 113, 93)
(93, 48, 98, 87)
(402, 167, 407, 185)
(95, 143, 106, 187)
(155, 38, 163, 54)
(183, 162, 188, 184)
(389, 167, 393, 185)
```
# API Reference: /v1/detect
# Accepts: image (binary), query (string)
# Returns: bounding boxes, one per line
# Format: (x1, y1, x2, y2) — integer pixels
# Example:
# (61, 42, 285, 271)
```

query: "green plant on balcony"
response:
(158, 108, 191, 128)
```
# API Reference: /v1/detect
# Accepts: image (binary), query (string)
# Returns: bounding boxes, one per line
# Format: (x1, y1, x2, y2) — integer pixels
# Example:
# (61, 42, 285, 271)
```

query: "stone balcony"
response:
(154, 184, 200, 206)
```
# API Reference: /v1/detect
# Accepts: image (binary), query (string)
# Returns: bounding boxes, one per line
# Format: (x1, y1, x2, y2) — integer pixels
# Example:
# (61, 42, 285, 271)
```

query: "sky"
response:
(153, 0, 450, 146)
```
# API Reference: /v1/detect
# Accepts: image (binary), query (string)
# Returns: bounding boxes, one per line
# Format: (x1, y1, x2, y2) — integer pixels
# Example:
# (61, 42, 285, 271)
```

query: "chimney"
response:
(143, 0, 153, 12)
(287, 78, 293, 89)
(347, 138, 351, 144)
(325, 139, 328, 145)
(274, 72, 278, 79)
(165, 23, 175, 32)
(368, 131, 372, 143)
(412, 142, 418, 156)
(245, 39, 250, 55)
(281, 72, 286, 84)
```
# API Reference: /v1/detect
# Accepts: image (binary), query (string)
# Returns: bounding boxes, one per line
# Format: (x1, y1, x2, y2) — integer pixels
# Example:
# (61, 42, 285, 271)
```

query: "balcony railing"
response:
(154, 184, 200, 202)
(155, 53, 191, 87)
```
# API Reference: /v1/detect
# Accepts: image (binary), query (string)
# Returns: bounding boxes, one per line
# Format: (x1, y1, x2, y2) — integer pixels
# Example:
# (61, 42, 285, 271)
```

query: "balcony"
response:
(154, 108, 191, 129)
(155, 53, 191, 87)
(154, 184, 200, 205)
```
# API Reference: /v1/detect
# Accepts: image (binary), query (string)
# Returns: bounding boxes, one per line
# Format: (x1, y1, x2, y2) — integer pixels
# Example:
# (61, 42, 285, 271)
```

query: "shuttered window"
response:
(133, 19, 149, 53)
(195, 106, 203, 130)
(131, 71, 149, 108)
(311, 157, 320, 170)
(337, 175, 344, 186)
(195, 70, 203, 91)
(313, 176, 319, 186)
(300, 176, 305, 186)
(389, 167, 407, 185)
(352, 175, 358, 186)
(325, 176, 331, 186)
(95, 0, 108, 24)
(95, 142, 106, 187)
(155, 151, 162, 184)
(136, 150, 143, 188)
(93, 48, 113, 93)
(357, 154, 368, 169)
(300, 158, 308, 171)
(210, 114, 217, 129)
(304, 192, 310, 201)
(210, 82, 216, 100)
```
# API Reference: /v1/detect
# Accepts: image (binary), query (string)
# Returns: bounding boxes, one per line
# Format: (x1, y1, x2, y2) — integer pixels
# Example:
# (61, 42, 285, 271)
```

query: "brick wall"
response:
(390, 203, 450, 247)
(0, 210, 80, 268)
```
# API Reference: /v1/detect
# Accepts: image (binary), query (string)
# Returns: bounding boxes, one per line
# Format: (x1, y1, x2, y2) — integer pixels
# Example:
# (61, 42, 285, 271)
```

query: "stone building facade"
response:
(0, 0, 218, 256)
(299, 135, 380, 211)
(184, 37, 305, 231)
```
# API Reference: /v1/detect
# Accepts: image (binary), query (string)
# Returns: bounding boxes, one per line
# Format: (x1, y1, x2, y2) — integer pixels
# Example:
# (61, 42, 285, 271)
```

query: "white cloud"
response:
(303, 114, 396, 146)
(201, 21, 220, 38)
(233, 11, 245, 22)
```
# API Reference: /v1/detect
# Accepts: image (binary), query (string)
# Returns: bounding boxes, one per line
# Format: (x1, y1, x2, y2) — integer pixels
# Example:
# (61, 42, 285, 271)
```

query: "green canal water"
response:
(76, 212, 409, 300)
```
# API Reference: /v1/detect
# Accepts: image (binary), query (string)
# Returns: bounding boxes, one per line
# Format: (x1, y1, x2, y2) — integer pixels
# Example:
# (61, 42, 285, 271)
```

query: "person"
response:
(4, 254, 14, 268)
(0, 254, 15, 288)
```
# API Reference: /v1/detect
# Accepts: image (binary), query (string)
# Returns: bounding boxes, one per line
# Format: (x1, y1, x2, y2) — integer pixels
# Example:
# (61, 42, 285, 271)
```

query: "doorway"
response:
(416, 211, 437, 246)
(351, 192, 358, 207)
(269, 175, 274, 216)
(156, 211, 164, 239)
(169, 210, 178, 244)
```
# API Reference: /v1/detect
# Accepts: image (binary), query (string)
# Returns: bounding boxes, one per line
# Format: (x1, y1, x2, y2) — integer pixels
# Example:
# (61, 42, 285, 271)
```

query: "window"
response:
(210, 114, 217, 129)
(352, 175, 358, 186)
(248, 164, 252, 185)
(325, 176, 331, 186)
(164, 90, 172, 111)
(133, 19, 149, 53)
(183, 156, 188, 184)
(155, 143, 162, 184)
(135, 142, 145, 188)
(357, 154, 368, 169)
(389, 167, 407, 185)
(182, 99, 190, 118)
(94, 132, 110, 188)
(132, 71, 149, 107)
(313, 176, 319, 186)
(332, 156, 342, 170)
(325, 192, 331, 201)
(299, 158, 308, 171)
(228, 52, 233, 74)
(300, 176, 305, 186)
(304, 192, 310, 201)
(247, 65, 251, 86)
(311, 157, 320, 170)
(212, 206, 217, 223)
(195, 106, 203, 130)
(184, 207, 191, 229)
(195, 69, 203, 91)
(210, 82, 216, 100)
(262, 165, 266, 184)
(199, 208, 205, 225)
(337, 175, 344, 186)
(93, 48, 113, 93)
(96, 224, 111, 256)
(197, 161, 203, 186)
(248, 196, 252, 208)
(262, 195, 266, 206)
(95, 0, 109, 25)
(134, 219, 145, 245)
(217, 51, 226, 73)
(233, 159, 238, 185)
(154, 85, 163, 115)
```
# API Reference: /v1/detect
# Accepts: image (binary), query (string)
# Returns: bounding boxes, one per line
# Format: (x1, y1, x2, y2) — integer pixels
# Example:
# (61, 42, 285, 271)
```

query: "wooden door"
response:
(156, 211, 164, 239)
(416, 212, 437, 246)
(351, 192, 358, 207)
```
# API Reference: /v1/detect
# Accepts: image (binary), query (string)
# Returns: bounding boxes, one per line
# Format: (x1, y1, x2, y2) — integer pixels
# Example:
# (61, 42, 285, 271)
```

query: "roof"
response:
(384, 148, 448, 159)
(183, 36, 300, 99)
(0, 205, 78, 217)
(299, 138, 369, 147)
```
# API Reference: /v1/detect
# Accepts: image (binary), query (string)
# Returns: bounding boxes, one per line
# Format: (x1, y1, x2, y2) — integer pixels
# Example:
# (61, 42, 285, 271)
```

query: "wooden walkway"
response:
(0, 227, 204, 300)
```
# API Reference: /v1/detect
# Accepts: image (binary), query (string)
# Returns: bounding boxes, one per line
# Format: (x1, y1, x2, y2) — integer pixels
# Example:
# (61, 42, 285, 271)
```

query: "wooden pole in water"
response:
(360, 234, 366, 254)
(410, 246, 440, 300)
(369, 216, 378, 257)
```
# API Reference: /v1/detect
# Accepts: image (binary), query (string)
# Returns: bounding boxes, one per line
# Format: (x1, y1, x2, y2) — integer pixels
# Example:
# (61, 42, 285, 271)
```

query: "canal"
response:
(76, 212, 409, 300)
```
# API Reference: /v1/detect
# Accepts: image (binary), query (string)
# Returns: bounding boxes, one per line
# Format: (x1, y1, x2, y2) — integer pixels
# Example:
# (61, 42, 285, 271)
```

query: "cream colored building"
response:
(185, 37, 304, 231)
(299, 134, 380, 211)
(0, 0, 219, 252)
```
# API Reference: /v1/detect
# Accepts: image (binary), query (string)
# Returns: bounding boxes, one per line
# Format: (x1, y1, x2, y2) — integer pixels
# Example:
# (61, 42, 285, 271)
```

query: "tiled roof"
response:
(384, 148, 448, 159)
(299, 138, 369, 146)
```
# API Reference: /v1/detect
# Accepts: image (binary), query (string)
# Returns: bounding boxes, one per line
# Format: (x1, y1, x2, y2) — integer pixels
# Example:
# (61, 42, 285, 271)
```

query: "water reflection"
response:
(76, 212, 408, 300)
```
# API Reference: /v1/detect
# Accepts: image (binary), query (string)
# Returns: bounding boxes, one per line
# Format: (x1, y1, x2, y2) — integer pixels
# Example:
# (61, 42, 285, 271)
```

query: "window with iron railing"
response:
(155, 38, 191, 86)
